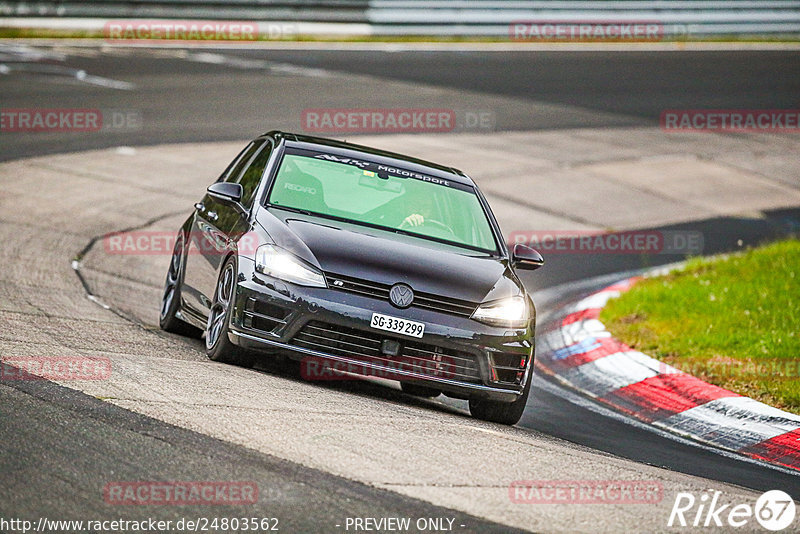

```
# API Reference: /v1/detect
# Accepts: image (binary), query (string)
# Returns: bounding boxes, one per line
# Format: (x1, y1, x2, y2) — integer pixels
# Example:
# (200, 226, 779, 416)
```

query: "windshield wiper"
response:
(270, 204, 314, 217)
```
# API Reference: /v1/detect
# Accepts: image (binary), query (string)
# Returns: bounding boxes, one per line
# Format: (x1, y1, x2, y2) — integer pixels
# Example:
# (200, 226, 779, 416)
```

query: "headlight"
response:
(471, 296, 529, 328)
(254, 244, 326, 288)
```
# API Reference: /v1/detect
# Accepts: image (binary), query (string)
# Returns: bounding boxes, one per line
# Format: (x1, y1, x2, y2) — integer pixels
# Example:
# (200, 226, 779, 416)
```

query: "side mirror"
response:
(511, 243, 544, 271)
(207, 182, 243, 203)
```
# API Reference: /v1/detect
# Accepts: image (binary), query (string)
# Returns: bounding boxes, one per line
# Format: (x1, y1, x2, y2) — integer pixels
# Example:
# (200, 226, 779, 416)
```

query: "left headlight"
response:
(471, 295, 529, 328)
(254, 244, 327, 288)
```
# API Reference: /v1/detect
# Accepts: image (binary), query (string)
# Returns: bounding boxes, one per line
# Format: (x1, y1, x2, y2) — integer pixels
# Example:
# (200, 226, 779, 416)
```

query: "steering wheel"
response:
(399, 217, 457, 239)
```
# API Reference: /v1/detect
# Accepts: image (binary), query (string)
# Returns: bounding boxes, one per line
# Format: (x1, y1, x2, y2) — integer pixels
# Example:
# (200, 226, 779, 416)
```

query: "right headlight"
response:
(471, 296, 529, 328)
(254, 244, 326, 288)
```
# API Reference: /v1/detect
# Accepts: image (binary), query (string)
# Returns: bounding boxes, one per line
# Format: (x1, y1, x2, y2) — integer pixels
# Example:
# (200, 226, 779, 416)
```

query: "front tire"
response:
(205, 256, 255, 368)
(469, 371, 532, 426)
(159, 233, 202, 338)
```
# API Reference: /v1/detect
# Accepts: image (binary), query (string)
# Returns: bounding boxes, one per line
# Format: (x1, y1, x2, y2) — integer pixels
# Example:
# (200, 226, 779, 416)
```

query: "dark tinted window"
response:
(217, 143, 252, 182)
(237, 141, 273, 208)
(221, 140, 263, 183)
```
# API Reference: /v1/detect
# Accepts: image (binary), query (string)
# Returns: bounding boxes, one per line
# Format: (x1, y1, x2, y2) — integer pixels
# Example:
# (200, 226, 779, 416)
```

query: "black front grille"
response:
(325, 272, 478, 318)
(488, 352, 527, 385)
(243, 297, 289, 334)
(290, 321, 482, 383)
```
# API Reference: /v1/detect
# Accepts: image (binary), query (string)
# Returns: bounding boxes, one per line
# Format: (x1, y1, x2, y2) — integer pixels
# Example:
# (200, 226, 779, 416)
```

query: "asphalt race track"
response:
(3, 44, 800, 161)
(2, 42, 800, 532)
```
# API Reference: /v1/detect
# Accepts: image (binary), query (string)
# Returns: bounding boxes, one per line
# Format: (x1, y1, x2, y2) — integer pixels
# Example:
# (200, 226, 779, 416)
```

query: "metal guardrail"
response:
(0, 2, 371, 23)
(1, 1, 799, 37)
(368, 0, 800, 37)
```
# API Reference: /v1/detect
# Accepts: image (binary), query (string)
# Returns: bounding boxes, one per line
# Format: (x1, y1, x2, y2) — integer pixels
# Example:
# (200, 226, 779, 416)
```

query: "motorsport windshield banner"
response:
(281, 147, 474, 193)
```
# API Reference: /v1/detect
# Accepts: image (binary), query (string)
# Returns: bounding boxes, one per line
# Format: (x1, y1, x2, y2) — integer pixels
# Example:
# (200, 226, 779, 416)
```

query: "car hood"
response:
(256, 208, 521, 303)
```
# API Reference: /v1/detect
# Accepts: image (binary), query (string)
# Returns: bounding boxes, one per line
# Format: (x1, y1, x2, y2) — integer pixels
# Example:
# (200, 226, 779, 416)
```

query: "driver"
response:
(401, 192, 436, 228)
(402, 213, 426, 227)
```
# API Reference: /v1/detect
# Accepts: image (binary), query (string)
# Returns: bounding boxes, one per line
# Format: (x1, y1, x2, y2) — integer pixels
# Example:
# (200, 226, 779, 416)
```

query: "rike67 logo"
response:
(668, 490, 796, 531)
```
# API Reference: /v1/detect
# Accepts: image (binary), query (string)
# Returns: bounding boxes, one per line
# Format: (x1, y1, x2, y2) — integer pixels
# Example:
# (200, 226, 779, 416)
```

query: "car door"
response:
(182, 140, 265, 316)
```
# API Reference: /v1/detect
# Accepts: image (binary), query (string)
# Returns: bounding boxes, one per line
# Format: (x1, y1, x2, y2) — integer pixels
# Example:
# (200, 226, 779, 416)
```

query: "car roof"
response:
(260, 130, 475, 187)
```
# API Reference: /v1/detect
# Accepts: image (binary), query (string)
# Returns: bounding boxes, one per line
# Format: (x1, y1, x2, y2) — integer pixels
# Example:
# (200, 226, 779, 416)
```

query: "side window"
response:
(237, 141, 273, 208)
(217, 142, 253, 182)
(221, 140, 263, 183)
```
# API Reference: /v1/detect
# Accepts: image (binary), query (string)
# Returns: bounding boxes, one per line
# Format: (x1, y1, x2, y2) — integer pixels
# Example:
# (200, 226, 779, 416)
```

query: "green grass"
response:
(600, 239, 800, 414)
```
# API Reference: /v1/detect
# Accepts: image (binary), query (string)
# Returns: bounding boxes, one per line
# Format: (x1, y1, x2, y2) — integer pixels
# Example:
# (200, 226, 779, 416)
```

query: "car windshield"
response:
(267, 148, 498, 253)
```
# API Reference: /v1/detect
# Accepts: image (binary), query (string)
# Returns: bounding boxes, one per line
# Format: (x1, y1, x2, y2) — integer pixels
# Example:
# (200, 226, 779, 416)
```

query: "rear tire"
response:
(205, 257, 255, 368)
(469, 372, 532, 426)
(400, 382, 441, 398)
(159, 233, 202, 338)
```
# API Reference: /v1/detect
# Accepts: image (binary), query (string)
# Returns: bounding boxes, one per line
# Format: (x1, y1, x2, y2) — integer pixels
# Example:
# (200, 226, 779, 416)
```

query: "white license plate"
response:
(370, 313, 425, 338)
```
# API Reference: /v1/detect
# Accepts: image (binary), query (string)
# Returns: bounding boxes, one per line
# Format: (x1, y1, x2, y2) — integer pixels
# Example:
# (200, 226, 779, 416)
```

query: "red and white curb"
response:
(537, 277, 800, 472)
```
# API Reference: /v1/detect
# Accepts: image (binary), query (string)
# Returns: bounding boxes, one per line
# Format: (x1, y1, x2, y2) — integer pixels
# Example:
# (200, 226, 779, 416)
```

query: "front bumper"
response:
(228, 258, 535, 403)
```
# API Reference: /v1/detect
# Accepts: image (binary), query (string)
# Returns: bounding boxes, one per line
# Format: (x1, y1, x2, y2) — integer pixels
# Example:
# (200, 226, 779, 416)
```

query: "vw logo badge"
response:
(389, 283, 414, 308)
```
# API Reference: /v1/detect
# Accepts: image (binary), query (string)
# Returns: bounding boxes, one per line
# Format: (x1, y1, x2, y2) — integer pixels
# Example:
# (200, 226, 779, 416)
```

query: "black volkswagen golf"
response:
(160, 131, 543, 425)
